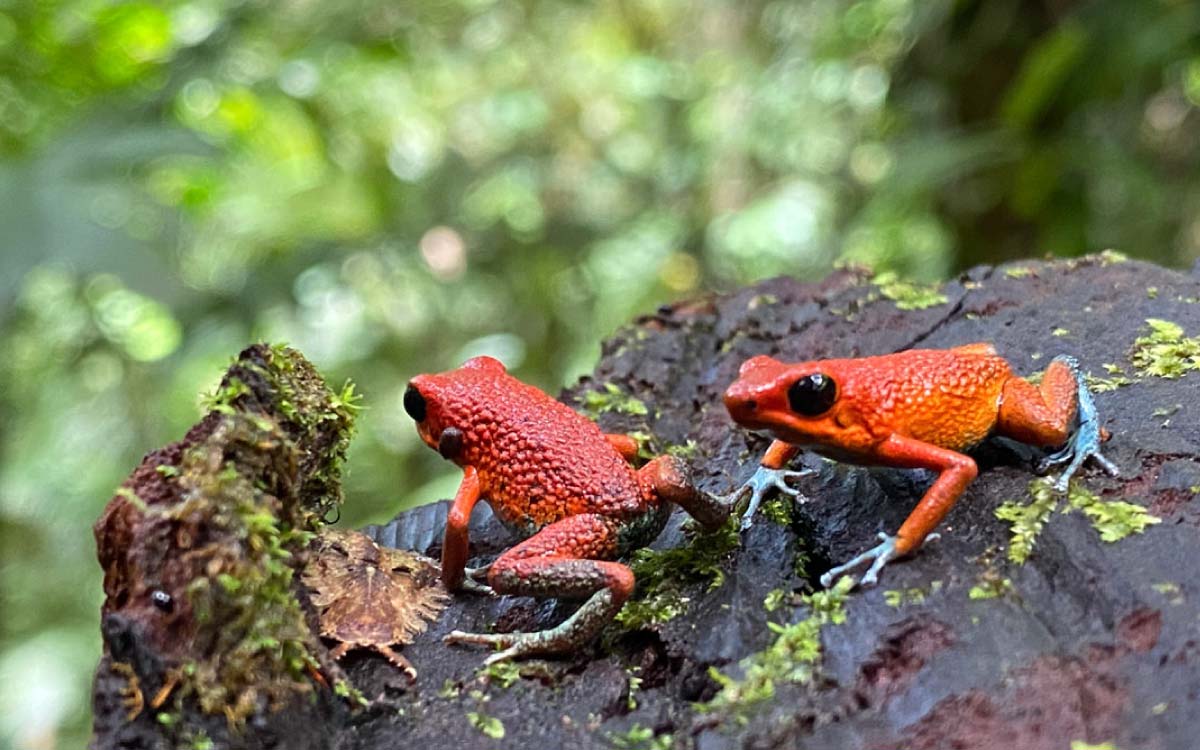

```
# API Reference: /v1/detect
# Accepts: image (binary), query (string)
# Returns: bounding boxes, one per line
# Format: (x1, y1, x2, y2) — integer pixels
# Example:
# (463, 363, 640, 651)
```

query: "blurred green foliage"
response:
(1, 0, 1197, 746)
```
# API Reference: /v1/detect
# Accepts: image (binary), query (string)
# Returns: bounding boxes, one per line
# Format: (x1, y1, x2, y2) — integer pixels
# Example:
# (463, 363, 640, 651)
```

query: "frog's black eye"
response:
(787, 373, 837, 417)
(403, 384, 426, 422)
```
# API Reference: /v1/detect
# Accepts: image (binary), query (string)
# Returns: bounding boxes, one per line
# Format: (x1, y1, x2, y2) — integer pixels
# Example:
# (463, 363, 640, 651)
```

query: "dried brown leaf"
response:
(302, 529, 449, 676)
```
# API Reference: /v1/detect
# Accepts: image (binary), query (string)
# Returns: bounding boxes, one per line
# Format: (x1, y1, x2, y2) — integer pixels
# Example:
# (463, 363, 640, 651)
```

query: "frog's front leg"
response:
(820, 434, 976, 589)
(444, 513, 631, 665)
(724, 440, 813, 529)
(441, 466, 484, 592)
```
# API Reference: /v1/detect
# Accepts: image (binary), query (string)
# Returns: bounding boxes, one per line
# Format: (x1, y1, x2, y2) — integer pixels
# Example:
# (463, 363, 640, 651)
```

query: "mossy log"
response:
(92, 344, 357, 749)
(93, 257, 1200, 750)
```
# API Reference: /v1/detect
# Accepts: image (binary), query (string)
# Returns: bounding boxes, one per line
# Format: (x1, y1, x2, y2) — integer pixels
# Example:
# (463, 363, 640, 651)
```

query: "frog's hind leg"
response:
(997, 355, 1118, 490)
(443, 513, 632, 665)
(639, 454, 737, 531)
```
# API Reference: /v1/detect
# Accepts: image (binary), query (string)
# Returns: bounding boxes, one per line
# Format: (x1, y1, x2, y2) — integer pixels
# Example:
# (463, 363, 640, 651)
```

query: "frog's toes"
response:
(819, 533, 897, 589)
(444, 630, 513, 648)
(459, 577, 497, 596)
(730, 465, 815, 530)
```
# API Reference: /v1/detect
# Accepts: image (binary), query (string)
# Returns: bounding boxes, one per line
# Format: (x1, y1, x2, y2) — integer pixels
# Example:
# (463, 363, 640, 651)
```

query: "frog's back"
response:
(836, 347, 1013, 451)
(434, 370, 646, 530)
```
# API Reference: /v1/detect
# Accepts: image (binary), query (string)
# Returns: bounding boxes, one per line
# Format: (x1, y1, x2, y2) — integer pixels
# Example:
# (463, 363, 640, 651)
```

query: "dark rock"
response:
(93, 257, 1200, 749)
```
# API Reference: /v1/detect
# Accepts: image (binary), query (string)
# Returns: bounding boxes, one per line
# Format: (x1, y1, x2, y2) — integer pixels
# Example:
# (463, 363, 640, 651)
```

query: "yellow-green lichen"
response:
(704, 577, 854, 717)
(968, 574, 1013, 600)
(1151, 581, 1183, 604)
(883, 584, 938, 608)
(1070, 742, 1118, 750)
(615, 517, 740, 629)
(872, 271, 948, 311)
(466, 711, 505, 739)
(1005, 266, 1035, 279)
(1130, 319, 1200, 379)
(581, 382, 649, 417)
(996, 478, 1160, 564)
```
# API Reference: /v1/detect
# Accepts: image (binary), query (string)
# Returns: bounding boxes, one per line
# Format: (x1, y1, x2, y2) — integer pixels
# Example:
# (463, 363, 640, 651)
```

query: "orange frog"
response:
(722, 344, 1118, 588)
(404, 356, 731, 664)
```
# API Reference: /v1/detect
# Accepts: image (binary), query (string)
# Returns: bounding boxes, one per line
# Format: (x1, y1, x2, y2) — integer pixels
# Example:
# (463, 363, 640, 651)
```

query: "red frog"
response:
(722, 344, 1118, 588)
(404, 356, 731, 664)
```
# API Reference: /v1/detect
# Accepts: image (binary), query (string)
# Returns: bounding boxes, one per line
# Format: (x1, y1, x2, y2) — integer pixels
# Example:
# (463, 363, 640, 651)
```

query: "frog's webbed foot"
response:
(724, 464, 814, 530)
(819, 533, 898, 589)
(1038, 355, 1120, 491)
(445, 589, 621, 665)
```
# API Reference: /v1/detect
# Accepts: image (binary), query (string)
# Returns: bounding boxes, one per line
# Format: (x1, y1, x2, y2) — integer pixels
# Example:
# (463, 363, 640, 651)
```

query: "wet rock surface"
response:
(94, 257, 1200, 749)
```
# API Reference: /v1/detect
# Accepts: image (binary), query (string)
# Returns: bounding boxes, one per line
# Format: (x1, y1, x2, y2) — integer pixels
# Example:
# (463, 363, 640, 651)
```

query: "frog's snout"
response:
(723, 383, 759, 423)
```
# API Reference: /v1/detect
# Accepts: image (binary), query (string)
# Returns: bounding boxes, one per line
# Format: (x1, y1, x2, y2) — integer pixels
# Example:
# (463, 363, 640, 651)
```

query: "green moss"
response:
(995, 478, 1059, 564)
(665, 440, 699, 459)
(625, 667, 643, 710)
(437, 679, 462, 699)
(1070, 742, 1118, 750)
(478, 660, 521, 689)
(968, 575, 1013, 600)
(607, 724, 672, 750)
(872, 271, 948, 311)
(883, 586, 928, 608)
(580, 382, 649, 417)
(997, 478, 1160, 564)
(466, 711, 505, 739)
(210, 344, 361, 521)
(1066, 483, 1161, 542)
(705, 577, 853, 717)
(332, 678, 368, 706)
(1130, 318, 1200, 379)
(97, 344, 363, 728)
(615, 517, 740, 629)
(1005, 266, 1035, 279)
(759, 496, 794, 526)
(1085, 364, 1134, 393)
(763, 588, 788, 612)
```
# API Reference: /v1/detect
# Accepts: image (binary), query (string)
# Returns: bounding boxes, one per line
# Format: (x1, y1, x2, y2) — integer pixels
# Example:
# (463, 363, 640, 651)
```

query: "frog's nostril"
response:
(745, 400, 757, 411)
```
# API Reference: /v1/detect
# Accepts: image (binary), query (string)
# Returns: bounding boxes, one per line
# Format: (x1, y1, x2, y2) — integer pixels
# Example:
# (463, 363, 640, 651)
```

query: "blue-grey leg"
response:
(1037, 355, 1120, 491)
